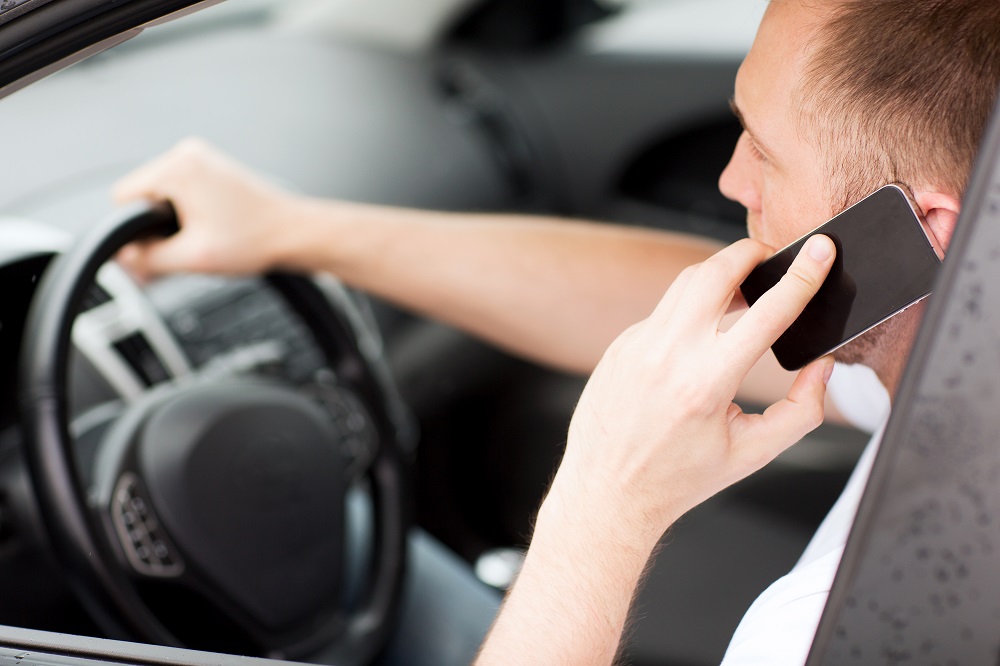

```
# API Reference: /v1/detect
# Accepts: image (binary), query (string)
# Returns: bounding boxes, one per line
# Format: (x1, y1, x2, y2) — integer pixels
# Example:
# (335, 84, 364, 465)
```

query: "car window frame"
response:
(808, 90, 1000, 662)
(0, 0, 215, 99)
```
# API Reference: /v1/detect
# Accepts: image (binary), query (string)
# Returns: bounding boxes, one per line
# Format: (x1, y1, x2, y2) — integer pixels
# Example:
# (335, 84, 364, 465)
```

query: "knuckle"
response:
(175, 136, 207, 154)
(790, 398, 825, 435)
(805, 401, 825, 429)
(621, 320, 647, 339)
(736, 444, 771, 472)
(602, 320, 650, 359)
(669, 365, 723, 417)
(682, 386, 718, 418)
(676, 264, 699, 283)
(732, 237, 762, 254)
(184, 242, 221, 273)
(172, 137, 213, 166)
(726, 238, 769, 266)
(780, 265, 821, 295)
(698, 253, 737, 285)
(604, 328, 635, 356)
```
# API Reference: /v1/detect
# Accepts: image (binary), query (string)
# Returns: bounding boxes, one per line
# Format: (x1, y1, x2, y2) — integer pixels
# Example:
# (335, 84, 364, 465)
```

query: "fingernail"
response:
(806, 234, 833, 262)
(822, 357, 835, 385)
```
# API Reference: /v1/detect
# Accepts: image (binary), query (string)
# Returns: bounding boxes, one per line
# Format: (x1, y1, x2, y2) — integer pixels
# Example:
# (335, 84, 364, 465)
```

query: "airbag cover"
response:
(138, 382, 347, 631)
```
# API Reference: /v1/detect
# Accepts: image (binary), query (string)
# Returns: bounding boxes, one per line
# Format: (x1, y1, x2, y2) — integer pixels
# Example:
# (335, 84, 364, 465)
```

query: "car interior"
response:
(0, 0, 894, 664)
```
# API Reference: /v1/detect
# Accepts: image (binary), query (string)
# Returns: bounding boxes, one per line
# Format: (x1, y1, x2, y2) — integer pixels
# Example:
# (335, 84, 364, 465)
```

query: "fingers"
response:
(116, 235, 211, 279)
(113, 137, 211, 206)
(731, 355, 834, 467)
(649, 238, 772, 326)
(113, 144, 186, 280)
(115, 244, 152, 282)
(726, 234, 836, 364)
(112, 139, 270, 278)
(648, 266, 693, 323)
(113, 158, 168, 206)
(112, 141, 202, 280)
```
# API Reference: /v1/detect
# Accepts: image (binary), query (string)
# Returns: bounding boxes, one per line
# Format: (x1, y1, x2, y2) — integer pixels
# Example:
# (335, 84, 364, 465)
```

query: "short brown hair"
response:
(799, 0, 1000, 209)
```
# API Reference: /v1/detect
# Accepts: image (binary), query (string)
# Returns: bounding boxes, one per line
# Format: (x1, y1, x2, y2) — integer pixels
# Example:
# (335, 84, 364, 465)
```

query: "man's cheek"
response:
(746, 215, 764, 242)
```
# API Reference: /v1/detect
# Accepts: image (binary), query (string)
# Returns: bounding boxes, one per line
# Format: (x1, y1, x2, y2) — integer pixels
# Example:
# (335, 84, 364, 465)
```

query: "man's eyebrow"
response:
(728, 97, 776, 160)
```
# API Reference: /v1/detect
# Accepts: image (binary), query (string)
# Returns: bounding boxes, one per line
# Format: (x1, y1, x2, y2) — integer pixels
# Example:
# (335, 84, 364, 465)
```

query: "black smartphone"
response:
(739, 184, 942, 371)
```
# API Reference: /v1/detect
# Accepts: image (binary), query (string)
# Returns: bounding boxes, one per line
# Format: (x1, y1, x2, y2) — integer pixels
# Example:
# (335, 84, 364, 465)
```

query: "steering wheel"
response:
(18, 202, 412, 664)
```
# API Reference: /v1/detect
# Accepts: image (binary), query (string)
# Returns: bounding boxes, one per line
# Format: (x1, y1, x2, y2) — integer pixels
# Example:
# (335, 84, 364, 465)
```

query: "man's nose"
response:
(719, 132, 762, 213)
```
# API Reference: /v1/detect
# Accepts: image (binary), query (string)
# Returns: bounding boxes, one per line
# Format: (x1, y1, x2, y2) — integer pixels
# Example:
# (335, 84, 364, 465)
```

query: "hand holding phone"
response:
(739, 185, 941, 370)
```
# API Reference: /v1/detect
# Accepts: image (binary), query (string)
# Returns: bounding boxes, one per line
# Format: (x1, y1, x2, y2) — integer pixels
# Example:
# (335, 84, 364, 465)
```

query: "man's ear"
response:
(913, 190, 961, 258)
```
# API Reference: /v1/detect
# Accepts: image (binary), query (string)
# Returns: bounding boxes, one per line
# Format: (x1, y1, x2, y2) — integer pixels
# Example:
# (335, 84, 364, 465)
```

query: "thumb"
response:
(731, 355, 834, 469)
(117, 234, 203, 279)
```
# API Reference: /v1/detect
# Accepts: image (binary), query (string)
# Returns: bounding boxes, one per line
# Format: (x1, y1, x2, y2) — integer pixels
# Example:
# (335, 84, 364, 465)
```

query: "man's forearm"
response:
(476, 474, 664, 666)
(113, 140, 725, 377)
(277, 198, 723, 374)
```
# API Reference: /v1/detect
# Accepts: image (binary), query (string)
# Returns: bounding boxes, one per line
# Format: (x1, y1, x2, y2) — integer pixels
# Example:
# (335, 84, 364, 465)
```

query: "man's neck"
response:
(863, 306, 927, 405)
(868, 324, 921, 405)
(875, 361, 902, 404)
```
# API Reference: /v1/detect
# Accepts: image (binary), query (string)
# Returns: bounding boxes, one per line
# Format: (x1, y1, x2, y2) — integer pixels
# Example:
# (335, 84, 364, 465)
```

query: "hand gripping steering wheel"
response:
(19, 202, 412, 664)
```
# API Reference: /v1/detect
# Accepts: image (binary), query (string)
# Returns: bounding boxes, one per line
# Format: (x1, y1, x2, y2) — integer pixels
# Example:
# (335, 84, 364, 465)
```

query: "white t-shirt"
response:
(719, 363, 889, 665)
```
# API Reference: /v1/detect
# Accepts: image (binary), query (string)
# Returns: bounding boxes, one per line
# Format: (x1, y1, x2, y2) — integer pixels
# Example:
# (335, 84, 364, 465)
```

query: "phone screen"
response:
(739, 185, 941, 371)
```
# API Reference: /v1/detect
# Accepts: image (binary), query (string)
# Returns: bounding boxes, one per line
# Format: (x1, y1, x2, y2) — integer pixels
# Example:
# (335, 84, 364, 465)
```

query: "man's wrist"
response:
(480, 467, 666, 665)
(538, 465, 670, 557)
(267, 195, 366, 274)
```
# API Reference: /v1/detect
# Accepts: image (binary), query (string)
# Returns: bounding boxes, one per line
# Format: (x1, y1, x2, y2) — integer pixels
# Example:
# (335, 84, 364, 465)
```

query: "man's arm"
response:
(114, 140, 853, 424)
(113, 139, 723, 375)
(476, 236, 837, 665)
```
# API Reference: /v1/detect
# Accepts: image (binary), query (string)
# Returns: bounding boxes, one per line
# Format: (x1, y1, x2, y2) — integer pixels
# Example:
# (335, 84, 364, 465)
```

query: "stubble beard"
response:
(831, 309, 910, 375)
(832, 327, 881, 366)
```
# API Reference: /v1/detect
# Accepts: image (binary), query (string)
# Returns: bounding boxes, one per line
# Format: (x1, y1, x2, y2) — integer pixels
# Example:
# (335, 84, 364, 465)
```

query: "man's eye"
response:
(747, 139, 766, 162)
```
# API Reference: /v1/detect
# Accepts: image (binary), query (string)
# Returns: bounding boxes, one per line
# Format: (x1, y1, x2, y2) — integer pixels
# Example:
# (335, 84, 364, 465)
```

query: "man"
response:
(114, 0, 1000, 663)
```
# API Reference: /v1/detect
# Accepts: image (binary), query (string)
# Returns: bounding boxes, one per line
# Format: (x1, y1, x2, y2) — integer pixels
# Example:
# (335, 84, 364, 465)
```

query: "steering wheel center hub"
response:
(137, 382, 348, 631)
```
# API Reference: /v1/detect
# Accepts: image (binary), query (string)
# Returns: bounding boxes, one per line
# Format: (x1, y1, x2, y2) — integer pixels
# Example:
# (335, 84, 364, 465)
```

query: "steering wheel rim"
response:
(19, 202, 412, 664)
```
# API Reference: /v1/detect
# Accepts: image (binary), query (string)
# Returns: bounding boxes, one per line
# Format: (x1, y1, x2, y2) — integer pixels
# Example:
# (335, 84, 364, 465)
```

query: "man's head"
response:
(720, 0, 1000, 388)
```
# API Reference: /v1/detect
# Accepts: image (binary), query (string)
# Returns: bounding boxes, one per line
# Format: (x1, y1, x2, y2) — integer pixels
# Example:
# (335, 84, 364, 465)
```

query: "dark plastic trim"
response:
(0, 0, 209, 95)
(0, 626, 296, 666)
(807, 90, 1000, 662)
(0, 1, 58, 29)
